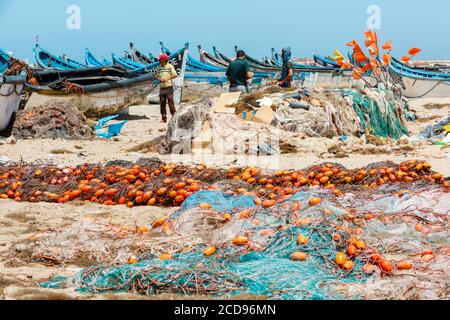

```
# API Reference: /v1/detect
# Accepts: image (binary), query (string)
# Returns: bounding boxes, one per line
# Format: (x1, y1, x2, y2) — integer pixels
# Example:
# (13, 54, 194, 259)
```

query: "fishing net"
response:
(12, 100, 95, 140)
(0, 159, 446, 207)
(1, 158, 446, 299)
(37, 181, 449, 300)
(343, 89, 409, 139)
(163, 87, 410, 155)
(162, 97, 214, 154)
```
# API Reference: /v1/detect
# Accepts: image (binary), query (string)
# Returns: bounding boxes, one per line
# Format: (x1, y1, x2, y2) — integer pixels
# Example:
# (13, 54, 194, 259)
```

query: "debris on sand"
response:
(13, 101, 95, 140)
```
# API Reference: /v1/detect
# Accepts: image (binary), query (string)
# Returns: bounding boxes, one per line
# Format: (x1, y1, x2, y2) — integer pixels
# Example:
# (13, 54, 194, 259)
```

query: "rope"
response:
(404, 80, 447, 99)
(0, 84, 23, 97)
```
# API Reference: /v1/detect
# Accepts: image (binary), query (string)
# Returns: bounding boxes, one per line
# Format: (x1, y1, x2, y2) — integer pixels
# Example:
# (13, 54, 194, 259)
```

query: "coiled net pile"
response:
(12, 100, 95, 140)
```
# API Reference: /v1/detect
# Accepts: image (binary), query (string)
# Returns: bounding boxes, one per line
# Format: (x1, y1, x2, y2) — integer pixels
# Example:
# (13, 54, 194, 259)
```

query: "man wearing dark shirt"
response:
(279, 47, 294, 88)
(226, 50, 254, 93)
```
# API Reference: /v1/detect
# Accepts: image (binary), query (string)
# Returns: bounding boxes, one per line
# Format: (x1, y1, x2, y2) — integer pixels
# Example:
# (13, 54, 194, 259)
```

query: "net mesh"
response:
(40, 182, 449, 300)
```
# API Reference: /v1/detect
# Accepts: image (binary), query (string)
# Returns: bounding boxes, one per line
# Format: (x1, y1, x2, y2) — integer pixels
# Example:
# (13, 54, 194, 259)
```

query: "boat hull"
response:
(25, 81, 154, 118)
(389, 57, 450, 98)
(0, 81, 24, 132)
(399, 76, 450, 98)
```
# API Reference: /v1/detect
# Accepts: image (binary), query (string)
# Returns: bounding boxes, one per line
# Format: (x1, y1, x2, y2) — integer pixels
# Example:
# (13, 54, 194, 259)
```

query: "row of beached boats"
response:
(1, 42, 449, 133)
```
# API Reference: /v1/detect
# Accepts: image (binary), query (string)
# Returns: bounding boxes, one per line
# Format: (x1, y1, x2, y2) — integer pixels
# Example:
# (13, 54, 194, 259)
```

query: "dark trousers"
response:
(160, 86, 176, 119)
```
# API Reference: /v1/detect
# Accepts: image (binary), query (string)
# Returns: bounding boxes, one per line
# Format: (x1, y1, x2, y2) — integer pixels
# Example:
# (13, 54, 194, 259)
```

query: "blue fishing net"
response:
(42, 190, 370, 299)
(343, 89, 409, 139)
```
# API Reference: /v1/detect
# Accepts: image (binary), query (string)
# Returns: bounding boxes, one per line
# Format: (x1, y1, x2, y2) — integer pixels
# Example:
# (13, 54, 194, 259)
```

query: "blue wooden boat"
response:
(112, 53, 146, 71)
(234, 46, 281, 72)
(25, 66, 157, 118)
(85, 49, 111, 67)
(1, 61, 27, 132)
(0, 48, 11, 74)
(178, 45, 275, 78)
(117, 43, 189, 76)
(213, 46, 234, 64)
(314, 54, 340, 68)
(63, 55, 88, 68)
(271, 48, 283, 66)
(262, 56, 277, 66)
(34, 43, 83, 70)
(237, 46, 338, 73)
(198, 45, 229, 68)
(390, 57, 450, 80)
(129, 43, 157, 65)
(389, 56, 450, 98)
(159, 42, 227, 73)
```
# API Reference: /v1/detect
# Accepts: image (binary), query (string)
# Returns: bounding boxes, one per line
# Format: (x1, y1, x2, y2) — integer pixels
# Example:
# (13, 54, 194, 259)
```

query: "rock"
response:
(6, 136, 16, 144)
(398, 135, 410, 145)
(15, 243, 30, 253)
(74, 145, 83, 150)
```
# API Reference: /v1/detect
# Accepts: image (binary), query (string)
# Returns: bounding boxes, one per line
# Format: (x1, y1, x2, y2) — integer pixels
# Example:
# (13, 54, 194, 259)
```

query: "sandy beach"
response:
(0, 96, 449, 300)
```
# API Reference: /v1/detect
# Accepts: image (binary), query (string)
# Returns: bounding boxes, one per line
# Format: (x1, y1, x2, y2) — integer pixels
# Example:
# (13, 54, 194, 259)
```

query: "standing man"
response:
(279, 47, 294, 88)
(226, 50, 254, 93)
(156, 54, 178, 123)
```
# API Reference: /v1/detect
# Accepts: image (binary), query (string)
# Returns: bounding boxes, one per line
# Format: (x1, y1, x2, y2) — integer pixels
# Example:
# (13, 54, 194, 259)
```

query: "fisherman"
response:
(156, 54, 178, 123)
(226, 50, 254, 93)
(279, 47, 294, 88)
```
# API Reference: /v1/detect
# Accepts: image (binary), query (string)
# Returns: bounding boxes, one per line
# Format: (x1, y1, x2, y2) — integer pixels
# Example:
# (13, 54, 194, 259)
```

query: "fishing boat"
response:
(114, 43, 189, 75)
(389, 57, 450, 98)
(233, 46, 282, 72)
(129, 43, 157, 65)
(63, 55, 88, 69)
(198, 45, 229, 68)
(313, 54, 341, 68)
(0, 62, 27, 133)
(271, 48, 283, 66)
(262, 57, 277, 67)
(112, 53, 146, 71)
(24, 66, 157, 118)
(34, 43, 83, 70)
(159, 42, 223, 73)
(27, 43, 189, 116)
(0, 48, 11, 74)
(85, 49, 111, 67)
(213, 46, 234, 64)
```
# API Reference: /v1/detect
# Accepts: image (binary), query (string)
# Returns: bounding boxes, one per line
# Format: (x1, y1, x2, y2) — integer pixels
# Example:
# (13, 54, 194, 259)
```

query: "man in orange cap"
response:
(156, 54, 178, 123)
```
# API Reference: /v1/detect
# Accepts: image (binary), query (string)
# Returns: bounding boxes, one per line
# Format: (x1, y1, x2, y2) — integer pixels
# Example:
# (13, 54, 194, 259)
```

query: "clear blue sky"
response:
(1, 0, 449, 63)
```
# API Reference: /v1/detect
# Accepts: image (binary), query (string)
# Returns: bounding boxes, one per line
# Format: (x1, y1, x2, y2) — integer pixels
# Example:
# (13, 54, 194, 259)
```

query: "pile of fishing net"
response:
(162, 87, 409, 154)
(269, 88, 408, 139)
(163, 97, 214, 154)
(37, 181, 449, 299)
(0, 159, 447, 206)
(12, 100, 95, 140)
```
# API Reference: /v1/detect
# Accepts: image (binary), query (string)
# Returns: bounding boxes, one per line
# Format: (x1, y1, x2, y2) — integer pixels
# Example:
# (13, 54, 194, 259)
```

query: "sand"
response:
(0, 96, 449, 300)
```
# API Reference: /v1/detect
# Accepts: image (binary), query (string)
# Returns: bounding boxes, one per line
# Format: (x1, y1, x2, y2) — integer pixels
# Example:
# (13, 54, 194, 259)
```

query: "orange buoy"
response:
(203, 246, 216, 257)
(290, 252, 307, 261)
